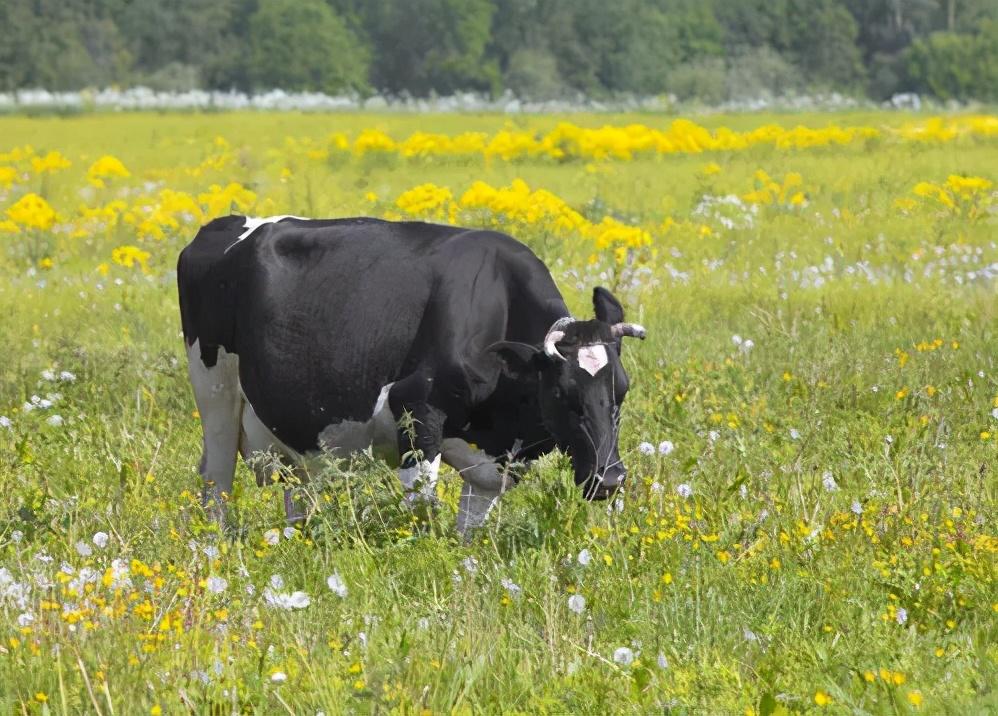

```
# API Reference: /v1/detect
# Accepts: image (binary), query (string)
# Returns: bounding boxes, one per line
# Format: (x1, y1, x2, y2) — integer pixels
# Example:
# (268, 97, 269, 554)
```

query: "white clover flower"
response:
(283, 527, 296, 540)
(789, 428, 800, 440)
(500, 577, 522, 598)
(41, 369, 56, 381)
(740, 339, 755, 354)
(202, 545, 219, 559)
(638, 441, 655, 456)
(612, 647, 634, 666)
(263, 529, 280, 546)
(461, 556, 479, 574)
(264, 588, 310, 610)
(269, 574, 284, 590)
(92, 531, 109, 549)
(822, 471, 838, 492)
(676, 483, 693, 499)
(577, 548, 592, 567)
(206, 576, 228, 594)
(708, 430, 720, 442)
(896, 607, 908, 625)
(11, 530, 23, 543)
(650, 481, 663, 494)
(287, 591, 310, 608)
(992, 407, 998, 420)
(658, 440, 674, 456)
(0, 416, 11, 429)
(46, 415, 64, 427)
(17, 612, 34, 627)
(59, 371, 76, 382)
(567, 594, 586, 614)
(851, 501, 863, 515)
(270, 671, 287, 683)
(327, 572, 348, 598)
(657, 652, 669, 669)
(732, 334, 743, 346)
(74, 541, 92, 557)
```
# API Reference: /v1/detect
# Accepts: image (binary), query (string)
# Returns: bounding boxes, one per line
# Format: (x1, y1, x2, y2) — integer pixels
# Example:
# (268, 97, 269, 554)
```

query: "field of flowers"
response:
(0, 110, 996, 714)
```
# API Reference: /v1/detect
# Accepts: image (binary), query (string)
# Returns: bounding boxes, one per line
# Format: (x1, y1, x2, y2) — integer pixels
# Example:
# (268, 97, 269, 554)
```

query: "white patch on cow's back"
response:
(577, 344, 609, 376)
(225, 215, 308, 251)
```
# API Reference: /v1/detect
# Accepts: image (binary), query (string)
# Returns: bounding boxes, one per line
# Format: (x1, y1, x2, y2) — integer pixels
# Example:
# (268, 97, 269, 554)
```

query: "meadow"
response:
(0, 110, 996, 714)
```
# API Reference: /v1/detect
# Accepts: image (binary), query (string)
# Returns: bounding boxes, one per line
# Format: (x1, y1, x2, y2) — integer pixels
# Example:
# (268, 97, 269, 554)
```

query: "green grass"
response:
(0, 111, 996, 714)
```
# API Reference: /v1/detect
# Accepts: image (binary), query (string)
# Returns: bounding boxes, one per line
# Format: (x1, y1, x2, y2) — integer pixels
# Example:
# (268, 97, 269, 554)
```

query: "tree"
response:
(361, 0, 498, 95)
(247, 0, 369, 93)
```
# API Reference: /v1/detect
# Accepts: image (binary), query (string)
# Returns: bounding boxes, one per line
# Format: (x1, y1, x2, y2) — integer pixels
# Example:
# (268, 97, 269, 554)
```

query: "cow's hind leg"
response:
(187, 340, 242, 528)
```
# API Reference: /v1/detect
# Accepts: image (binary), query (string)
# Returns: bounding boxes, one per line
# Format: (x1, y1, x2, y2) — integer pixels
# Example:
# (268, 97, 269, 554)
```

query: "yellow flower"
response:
(907, 691, 923, 708)
(35, 693, 48, 703)
(863, 670, 876, 682)
(6, 192, 57, 230)
(701, 162, 721, 176)
(87, 155, 130, 187)
(150, 705, 162, 716)
(814, 690, 832, 706)
(0, 165, 19, 187)
(111, 245, 151, 273)
(31, 150, 71, 174)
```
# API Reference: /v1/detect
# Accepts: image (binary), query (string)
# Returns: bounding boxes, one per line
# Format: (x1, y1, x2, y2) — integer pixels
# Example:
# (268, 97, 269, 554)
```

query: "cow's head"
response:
(490, 287, 645, 500)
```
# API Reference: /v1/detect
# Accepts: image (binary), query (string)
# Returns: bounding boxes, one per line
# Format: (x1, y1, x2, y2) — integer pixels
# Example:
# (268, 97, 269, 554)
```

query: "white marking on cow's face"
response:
(577, 344, 609, 376)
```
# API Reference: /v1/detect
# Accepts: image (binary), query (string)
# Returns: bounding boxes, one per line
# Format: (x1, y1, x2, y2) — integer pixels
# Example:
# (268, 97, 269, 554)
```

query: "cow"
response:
(177, 215, 647, 534)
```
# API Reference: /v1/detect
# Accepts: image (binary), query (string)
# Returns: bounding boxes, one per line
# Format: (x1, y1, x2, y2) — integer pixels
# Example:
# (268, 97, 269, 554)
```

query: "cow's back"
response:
(178, 216, 521, 453)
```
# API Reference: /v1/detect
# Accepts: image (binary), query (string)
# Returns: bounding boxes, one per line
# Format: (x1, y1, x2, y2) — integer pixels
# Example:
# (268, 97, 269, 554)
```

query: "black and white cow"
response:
(178, 215, 646, 533)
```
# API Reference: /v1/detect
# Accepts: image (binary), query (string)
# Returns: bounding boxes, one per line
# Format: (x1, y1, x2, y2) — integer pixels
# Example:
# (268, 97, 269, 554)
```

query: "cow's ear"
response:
(593, 286, 625, 324)
(487, 341, 545, 376)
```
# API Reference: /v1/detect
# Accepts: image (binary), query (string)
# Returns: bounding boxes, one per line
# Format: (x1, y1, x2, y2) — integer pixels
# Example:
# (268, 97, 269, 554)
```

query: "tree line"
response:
(1, 0, 996, 102)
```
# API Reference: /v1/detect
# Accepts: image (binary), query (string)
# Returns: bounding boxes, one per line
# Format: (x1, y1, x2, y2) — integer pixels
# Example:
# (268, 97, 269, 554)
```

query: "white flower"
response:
(822, 471, 838, 492)
(885, 435, 894, 444)
(500, 577, 522, 597)
(263, 529, 280, 546)
(326, 572, 348, 598)
(658, 440, 674, 456)
(92, 531, 109, 549)
(577, 548, 592, 567)
(676, 483, 693, 499)
(0, 416, 11, 429)
(11, 530, 23, 543)
(638, 441, 655, 455)
(650, 481, 663, 494)
(991, 408, 998, 420)
(789, 428, 800, 440)
(264, 588, 310, 609)
(46, 414, 64, 426)
(269, 574, 284, 590)
(612, 647, 634, 666)
(740, 339, 755, 353)
(17, 612, 34, 627)
(657, 652, 669, 669)
(708, 430, 720, 442)
(732, 334, 743, 346)
(896, 607, 908, 625)
(461, 556, 479, 574)
(202, 545, 219, 559)
(41, 369, 56, 381)
(851, 501, 863, 515)
(59, 371, 76, 382)
(74, 540, 92, 557)
(270, 671, 287, 683)
(567, 594, 586, 614)
(206, 576, 228, 594)
(739, 483, 748, 499)
(282, 527, 297, 540)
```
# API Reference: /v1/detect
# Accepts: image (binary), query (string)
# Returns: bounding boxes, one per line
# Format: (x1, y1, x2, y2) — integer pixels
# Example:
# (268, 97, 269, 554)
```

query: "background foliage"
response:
(1, 0, 997, 102)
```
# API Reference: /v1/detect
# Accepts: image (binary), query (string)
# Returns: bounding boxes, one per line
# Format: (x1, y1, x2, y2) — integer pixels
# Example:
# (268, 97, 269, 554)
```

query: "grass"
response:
(0, 110, 996, 714)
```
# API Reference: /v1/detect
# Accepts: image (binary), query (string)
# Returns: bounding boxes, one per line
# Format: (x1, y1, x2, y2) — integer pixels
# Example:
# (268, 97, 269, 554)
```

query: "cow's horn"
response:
(543, 317, 575, 360)
(611, 323, 647, 339)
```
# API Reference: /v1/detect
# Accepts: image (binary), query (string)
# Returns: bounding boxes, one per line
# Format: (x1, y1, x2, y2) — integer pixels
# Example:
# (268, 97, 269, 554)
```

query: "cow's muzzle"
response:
(581, 464, 626, 501)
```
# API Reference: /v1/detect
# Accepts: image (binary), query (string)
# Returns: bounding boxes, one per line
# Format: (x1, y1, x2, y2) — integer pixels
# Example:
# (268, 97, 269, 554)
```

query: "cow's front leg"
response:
(389, 372, 446, 504)
(441, 438, 515, 535)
